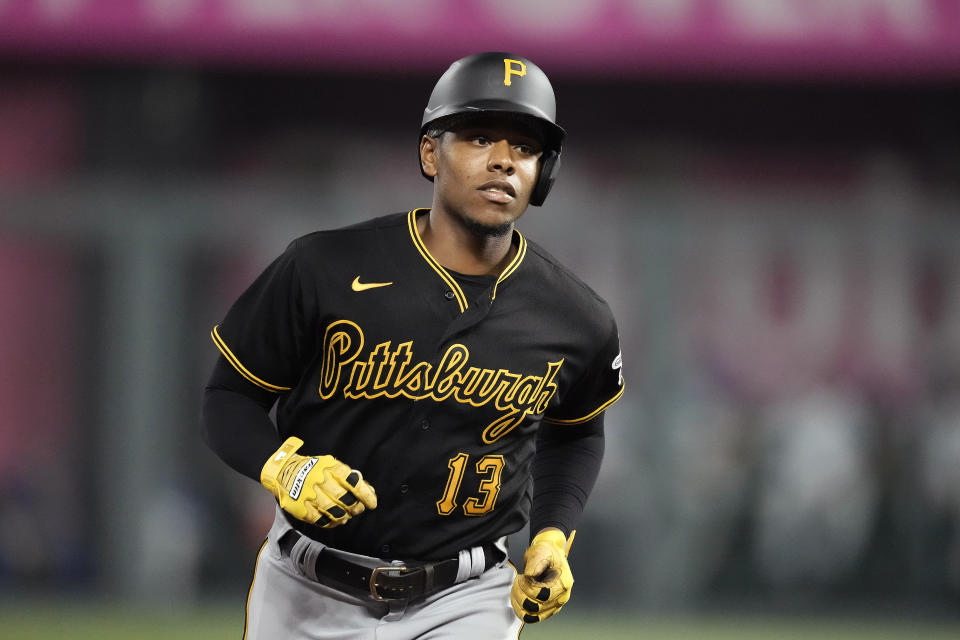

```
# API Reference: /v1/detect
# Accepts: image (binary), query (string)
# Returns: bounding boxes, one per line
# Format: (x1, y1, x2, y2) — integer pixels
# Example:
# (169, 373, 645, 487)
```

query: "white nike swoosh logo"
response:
(352, 277, 393, 292)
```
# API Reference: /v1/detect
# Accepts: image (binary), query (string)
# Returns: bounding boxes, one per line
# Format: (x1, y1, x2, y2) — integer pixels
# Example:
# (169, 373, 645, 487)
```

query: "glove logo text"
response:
(289, 457, 318, 500)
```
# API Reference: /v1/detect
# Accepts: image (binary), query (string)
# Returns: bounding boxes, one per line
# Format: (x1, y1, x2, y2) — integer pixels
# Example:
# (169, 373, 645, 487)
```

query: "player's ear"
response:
(420, 134, 440, 179)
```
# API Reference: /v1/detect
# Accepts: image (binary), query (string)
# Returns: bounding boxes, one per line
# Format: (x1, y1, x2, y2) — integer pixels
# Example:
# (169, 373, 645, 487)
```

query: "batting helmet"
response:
(420, 52, 565, 207)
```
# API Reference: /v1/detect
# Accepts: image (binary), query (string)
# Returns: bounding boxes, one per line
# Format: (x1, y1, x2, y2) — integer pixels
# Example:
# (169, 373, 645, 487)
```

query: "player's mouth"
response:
(477, 180, 516, 204)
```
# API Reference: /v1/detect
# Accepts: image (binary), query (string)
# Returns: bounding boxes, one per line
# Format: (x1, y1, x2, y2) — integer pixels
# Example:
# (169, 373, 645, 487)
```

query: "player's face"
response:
(422, 119, 543, 236)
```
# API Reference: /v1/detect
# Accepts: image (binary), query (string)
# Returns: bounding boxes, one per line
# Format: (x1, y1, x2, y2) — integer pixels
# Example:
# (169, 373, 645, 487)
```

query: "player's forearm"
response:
(529, 417, 605, 537)
(202, 386, 282, 481)
(201, 356, 282, 482)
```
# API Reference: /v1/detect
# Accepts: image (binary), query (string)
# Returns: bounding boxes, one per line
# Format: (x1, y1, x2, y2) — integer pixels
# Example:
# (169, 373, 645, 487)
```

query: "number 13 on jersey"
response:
(436, 453, 505, 516)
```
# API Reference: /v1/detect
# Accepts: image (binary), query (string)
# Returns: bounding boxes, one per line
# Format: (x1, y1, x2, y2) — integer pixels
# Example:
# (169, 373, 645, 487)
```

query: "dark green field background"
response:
(4, 601, 959, 640)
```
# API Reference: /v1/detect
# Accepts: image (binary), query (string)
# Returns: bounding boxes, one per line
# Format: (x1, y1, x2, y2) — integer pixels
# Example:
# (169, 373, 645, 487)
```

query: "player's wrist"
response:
(530, 528, 574, 555)
(260, 436, 306, 495)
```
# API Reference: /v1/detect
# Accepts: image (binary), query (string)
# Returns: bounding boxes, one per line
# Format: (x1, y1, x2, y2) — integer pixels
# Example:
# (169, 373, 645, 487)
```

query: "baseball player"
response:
(201, 51, 624, 639)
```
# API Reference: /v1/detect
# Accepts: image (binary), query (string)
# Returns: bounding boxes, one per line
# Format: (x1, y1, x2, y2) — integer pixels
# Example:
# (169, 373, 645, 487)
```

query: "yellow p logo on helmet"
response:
(503, 58, 526, 86)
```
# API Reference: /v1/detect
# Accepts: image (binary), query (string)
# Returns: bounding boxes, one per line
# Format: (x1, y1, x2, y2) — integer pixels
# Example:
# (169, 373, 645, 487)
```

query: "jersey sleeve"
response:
(211, 240, 312, 394)
(544, 319, 624, 425)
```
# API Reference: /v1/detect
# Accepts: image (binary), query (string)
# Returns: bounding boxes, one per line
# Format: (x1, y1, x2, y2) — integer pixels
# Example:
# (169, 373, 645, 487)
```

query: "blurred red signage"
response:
(1, 0, 959, 77)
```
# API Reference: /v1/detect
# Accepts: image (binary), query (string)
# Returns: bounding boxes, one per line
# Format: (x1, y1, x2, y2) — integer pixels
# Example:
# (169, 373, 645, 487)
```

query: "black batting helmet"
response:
(420, 52, 565, 207)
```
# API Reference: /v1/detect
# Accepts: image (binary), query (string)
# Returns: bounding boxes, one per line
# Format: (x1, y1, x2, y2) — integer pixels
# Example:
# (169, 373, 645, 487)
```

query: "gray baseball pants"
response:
(242, 508, 524, 639)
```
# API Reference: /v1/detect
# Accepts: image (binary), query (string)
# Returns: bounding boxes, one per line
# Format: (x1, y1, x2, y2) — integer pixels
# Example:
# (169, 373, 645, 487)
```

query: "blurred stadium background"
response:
(2, 0, 960, 637)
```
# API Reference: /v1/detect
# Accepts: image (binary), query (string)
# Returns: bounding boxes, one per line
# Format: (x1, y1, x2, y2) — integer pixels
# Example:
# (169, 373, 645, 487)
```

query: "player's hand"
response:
(510, 529, 575, 623)
(260, 436, 377, 527)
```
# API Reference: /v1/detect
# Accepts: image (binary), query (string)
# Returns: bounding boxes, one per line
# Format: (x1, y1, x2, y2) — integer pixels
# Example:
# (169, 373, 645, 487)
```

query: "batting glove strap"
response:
(510, 529, 575, 624)
(260, 436, 377, 527)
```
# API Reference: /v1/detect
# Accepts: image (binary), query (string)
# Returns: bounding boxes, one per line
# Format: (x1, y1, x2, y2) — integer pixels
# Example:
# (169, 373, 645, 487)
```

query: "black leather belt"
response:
(278, 530, 503, 601)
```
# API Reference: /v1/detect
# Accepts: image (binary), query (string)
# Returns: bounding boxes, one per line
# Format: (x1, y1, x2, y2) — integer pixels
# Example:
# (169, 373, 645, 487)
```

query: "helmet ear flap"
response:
(529, 149, 560, 207)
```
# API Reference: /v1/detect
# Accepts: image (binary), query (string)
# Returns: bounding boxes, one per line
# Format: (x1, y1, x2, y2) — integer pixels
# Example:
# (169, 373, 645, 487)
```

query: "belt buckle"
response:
(369, 565, 408, 601)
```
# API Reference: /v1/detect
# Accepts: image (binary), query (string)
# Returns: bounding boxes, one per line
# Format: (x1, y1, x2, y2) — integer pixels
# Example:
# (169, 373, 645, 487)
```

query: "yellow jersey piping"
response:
(407, 209, 468, 313)
(242, 539, 269, 640)
(407, 208, 528, 307)
(491, 229, 527, 301)
(211, 325, 292, 393)
(542, 384, 625, 425)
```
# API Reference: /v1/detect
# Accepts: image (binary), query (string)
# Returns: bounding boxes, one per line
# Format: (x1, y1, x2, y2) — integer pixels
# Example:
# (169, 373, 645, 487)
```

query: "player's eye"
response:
(471, 135, 491, 146)
(514, 144, 535, 155)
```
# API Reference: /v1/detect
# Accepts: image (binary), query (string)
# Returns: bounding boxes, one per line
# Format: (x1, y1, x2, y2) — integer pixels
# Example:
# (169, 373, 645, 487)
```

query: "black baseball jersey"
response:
(212, 209, 623, 560)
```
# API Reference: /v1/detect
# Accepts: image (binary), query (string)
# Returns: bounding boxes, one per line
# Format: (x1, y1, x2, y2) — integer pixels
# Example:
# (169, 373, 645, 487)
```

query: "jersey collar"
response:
(406, 208, 527, 312)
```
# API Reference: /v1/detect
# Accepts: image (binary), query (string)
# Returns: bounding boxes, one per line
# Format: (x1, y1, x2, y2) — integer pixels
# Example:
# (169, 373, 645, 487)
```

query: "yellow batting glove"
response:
(260, 436, 377, 527)
(511, 529, 575, 624)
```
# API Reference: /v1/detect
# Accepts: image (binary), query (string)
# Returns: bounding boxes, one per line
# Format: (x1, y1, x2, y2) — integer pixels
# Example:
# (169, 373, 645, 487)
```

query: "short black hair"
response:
(424, 124, 447, 139)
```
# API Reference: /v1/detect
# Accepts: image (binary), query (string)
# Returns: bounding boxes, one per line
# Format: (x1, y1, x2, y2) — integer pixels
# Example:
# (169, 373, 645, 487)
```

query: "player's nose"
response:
(486, 139, 515, 175)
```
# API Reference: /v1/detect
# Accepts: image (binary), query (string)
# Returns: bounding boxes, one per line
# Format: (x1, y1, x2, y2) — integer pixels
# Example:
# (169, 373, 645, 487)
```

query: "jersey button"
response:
(380, 544, 391, 556)
(420, 419, 430, 431)
(444, 291, 456, 300)
(399, 483, 409, 494)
